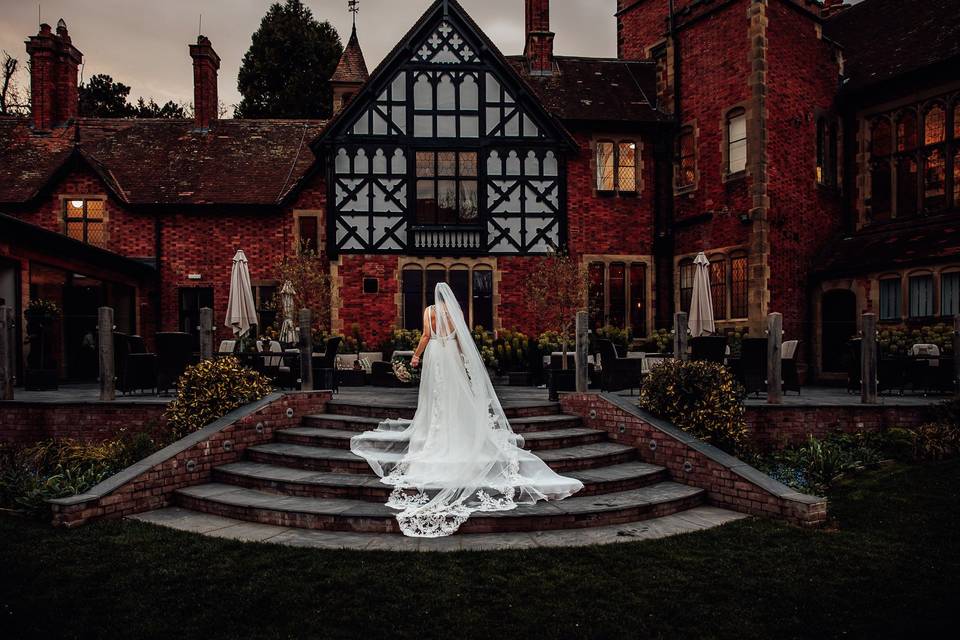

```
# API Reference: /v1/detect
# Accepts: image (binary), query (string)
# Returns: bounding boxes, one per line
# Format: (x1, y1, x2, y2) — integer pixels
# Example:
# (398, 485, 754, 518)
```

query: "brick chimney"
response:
(189, 35, 220, 131)
(25, 19, 82, 131)
(524, 0, 555, 76)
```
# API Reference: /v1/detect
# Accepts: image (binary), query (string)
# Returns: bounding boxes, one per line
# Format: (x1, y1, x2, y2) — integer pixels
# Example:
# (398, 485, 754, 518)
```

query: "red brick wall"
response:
(50, 391, 332, 527)
(565, 130, 657, 258)
(617, 0, 672, 60)
(562, 392, 828, 526)
(765, 0, 844, 340)
(335, 254, 399, 347)
(0, 402, 167, 445)
(745, 404, 929, 450)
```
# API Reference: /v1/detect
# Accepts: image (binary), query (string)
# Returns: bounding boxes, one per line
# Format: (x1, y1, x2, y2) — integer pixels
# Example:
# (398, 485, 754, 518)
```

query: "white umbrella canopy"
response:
(225, 250, 259, 338)
(688, 251, 716, 338)
(279, 281, 299, 344)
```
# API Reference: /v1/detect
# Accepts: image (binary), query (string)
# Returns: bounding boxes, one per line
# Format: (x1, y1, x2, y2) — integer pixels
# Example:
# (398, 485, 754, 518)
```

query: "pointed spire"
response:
(330, 22, 369, 114)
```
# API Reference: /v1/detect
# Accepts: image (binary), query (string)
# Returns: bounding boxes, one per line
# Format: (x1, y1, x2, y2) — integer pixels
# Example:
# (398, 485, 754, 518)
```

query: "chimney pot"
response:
(26, 20, 81, 130)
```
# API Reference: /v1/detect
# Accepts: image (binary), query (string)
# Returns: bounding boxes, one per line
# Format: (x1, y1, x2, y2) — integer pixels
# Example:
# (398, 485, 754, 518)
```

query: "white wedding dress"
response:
(350, 283, 584, 537)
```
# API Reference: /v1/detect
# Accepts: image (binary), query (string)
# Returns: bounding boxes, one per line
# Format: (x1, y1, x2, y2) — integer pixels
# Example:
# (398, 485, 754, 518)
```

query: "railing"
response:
(409, 225, 484, 253)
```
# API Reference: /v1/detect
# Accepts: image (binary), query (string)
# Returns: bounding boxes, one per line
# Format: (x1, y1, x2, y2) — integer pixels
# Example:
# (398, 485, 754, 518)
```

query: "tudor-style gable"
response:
(317, 0, 574, 258)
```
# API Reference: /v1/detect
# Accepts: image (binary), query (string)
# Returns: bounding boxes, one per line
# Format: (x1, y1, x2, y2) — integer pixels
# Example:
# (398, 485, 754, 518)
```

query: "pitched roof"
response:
(507, 56, 668, 124)
(0, 117, 327, 206)
(825, 0, 960, 92)
(331, 25, 369, 85)
(814, 216, 960, 277)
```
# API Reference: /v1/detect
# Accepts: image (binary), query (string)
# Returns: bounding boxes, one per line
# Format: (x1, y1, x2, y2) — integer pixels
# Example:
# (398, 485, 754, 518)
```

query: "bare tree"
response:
(526, 251, 588, 369)
(1, 51, 23, 116)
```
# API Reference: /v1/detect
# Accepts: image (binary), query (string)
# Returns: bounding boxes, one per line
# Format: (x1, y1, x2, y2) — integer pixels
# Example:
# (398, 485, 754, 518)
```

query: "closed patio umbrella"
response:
(279, 281, 298, 344)
(225, 249, 258, 338)
(688, 251, 715, 338)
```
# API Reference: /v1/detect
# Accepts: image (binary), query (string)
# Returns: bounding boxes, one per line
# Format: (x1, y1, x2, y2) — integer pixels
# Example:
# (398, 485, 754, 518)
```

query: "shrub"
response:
(165, 357, 272, 441)
(494, 329, 530, 373)
(650, 328, 673, 354)
(912, 422, 960, 461)
(471, 327, 497, 368)
(594, 325, 630, 350)
(388, 328, 422, 351)
(639, 359, 747, 453)
(878, 324, 954, 357)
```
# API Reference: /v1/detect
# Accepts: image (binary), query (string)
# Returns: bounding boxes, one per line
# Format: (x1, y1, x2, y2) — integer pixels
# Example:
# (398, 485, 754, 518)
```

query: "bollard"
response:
(575, 310, 589, 393)
(673, 312, 688, 361)
(299, 308, 313, 391)
(199, 307, 214, 361)
(767, 312, 783, 405)
(861, 312, 878, 404)
(98, 307, 115, 401)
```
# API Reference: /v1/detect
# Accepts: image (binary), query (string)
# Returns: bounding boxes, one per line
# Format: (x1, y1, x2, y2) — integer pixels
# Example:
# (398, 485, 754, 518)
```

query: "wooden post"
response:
(953, 315, 960, 397)
(673, 312, 688, 361)
(574, 310, 589, 392)
(199, 307, 214, 361)
(299, 308, 313, 391)
(861, 312, 878, 404)
(98, 307, 115, 401)
(0, 306, 12, 400)
(767, 312, 783, 405)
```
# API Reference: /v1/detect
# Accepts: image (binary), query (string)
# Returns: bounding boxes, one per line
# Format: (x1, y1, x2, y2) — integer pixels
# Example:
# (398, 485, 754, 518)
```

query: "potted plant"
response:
(23, 299, 61, 390)
(526, 252, 588, 395)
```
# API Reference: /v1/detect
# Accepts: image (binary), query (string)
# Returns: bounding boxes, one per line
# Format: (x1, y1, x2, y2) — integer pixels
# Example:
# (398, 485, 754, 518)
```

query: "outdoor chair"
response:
(113, 332, 157, 395)
(312, 336, 342, 393)
(256, 340, 296, 389)
(595, 338, 643, 395)
(782, 339, 802, 395)
(847, 338, 902, 396)
(738, 338, 767, 396)
(689, 336, 727, 365)
(156, 332, 193, 395)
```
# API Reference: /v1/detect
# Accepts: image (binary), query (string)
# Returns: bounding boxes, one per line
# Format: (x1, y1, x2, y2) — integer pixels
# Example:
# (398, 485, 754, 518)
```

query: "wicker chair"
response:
(595, 339, 643, 394)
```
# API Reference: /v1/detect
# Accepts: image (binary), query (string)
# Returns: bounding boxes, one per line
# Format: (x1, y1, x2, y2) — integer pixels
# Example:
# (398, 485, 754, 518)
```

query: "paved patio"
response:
(2, 381, 947, 407)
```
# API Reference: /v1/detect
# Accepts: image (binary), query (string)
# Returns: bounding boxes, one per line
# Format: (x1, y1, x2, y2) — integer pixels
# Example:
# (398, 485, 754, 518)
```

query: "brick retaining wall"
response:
(0, 402, 168, 445)
(48, 391, 332, 527)
(744, 404, 930, 450)
(561, 392, 827, 527)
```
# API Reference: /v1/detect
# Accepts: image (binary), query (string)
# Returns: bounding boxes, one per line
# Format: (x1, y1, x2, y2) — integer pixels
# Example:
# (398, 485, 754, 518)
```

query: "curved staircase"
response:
(162, 399, 743, 541)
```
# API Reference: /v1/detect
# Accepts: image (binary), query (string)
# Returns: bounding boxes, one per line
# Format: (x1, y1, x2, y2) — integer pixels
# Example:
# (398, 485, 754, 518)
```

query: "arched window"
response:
(679, 258, 695, 314)
(725, 108, 747, 175)
(896, 110, 918, 152)
(924, 104, 946, 145)
(675, 126, 696, 190)
(730, 252, 748, 319)
(710, 257, 727, 320)
(922, 103, 947, 212)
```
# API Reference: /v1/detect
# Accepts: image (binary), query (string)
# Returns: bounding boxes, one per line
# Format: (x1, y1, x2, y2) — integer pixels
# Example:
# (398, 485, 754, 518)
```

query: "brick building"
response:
(1, 0, 958, 382)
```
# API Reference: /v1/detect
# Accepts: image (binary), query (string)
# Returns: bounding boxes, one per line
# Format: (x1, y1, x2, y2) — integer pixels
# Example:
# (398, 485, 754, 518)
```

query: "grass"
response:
(1, 460, 958, 640)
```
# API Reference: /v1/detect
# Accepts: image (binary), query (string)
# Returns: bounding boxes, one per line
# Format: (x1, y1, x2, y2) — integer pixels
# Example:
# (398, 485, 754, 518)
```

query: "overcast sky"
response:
(0, 0, 864, 112)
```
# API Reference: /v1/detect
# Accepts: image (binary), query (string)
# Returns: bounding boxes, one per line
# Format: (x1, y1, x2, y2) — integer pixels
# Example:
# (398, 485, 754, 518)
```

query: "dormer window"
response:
(63, 198, 106, 248)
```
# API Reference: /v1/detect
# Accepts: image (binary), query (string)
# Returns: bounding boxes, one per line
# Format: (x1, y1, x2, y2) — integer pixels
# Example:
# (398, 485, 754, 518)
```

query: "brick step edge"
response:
(174, 485, 705, 534)
(301, 413, 585, 433)
(276, 427, 607, 451)
(211, 463, 669, 501)
(324, 401, 562, 420)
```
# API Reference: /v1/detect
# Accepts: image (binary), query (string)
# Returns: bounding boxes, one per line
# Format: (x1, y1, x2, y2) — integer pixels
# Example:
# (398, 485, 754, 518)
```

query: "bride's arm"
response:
(411, 308, 431, 368)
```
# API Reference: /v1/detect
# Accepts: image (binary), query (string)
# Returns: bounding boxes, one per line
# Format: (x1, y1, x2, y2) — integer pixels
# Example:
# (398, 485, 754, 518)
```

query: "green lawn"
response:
(2, 460, 958, 640)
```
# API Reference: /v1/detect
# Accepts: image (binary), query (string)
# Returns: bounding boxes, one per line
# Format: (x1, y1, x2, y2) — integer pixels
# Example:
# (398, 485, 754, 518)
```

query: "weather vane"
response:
(348, 0, 359, 27)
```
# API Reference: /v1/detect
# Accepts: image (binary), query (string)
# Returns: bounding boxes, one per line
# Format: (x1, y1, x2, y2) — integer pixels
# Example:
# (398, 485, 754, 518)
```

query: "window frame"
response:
(724, 108, 748, 179)
(878, 276, 903, 321)
(674, 124, 697, 192)
(816, 116, 839, 188)
(414, 150, 480, 227)
(941, 270, 960, 317)
(400, 262, 495, 331)
(293, 211, 323, 253)
(595, 139, 639, 195)
(62, 197, 107, 248)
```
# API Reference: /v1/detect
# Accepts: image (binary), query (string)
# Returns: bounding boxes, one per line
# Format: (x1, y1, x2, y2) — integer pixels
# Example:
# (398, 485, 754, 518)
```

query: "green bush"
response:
(649, 328, 673, 354)
(0, 431, 164, 516)
(912, 422, 960, 461)
(594, 325, 630, 350)
(639, 359, 747, 453)
(165, 357, 273, 441)
(878, 323, 954, 357)
(387, 328, 422, 351)
(471, 327, 497, 368)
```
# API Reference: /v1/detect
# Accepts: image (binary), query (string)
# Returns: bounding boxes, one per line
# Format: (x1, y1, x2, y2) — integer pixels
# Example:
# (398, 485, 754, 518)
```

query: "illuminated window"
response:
(711, 258, 727, 320)
(679, 259, 695, 314)
(675, 126, 696, 190)
(596, 140, 638, 194)
(63, 199, 106, 248)
(730, 253, 748, 319)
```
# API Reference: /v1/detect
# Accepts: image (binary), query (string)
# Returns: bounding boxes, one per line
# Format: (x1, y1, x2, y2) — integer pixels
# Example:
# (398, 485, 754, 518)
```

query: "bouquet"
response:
(391, 355, 420, 384)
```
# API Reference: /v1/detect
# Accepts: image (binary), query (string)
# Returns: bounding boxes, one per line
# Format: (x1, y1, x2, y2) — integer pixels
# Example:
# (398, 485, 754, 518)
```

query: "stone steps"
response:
(301, 412, 586, 433)
(211, 460, 670, 501)
(324, 400, 563, 420)
(174, 481, 705, 534)
(246, 440, 637, 474)
(276, 425, 607, 451)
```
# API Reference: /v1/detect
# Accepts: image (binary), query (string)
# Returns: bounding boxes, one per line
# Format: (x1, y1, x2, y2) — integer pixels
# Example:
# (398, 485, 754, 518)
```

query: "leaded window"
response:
(596, 140, 637, 194)
(679, 259, 695, 314)
(675, 127, 696, 190)
(64, 198, 106, 248)
(415, 151, 479, 225)
(711, 258, 727, 321)
(816, 117, 838, 187)
(413, 72, 479, 138)
(588, 262, 605, 330)
(730, 253, 748, 319)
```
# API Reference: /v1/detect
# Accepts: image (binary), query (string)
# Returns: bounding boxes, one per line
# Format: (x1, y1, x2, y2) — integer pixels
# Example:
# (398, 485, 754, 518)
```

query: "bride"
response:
(350, 282, 583, 537)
